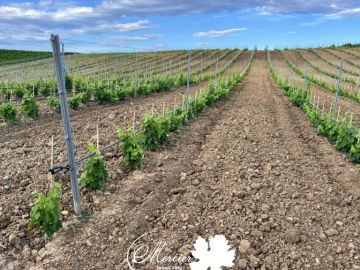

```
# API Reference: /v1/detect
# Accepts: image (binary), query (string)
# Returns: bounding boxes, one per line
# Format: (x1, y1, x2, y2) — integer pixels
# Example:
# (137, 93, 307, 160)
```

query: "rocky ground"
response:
(1, 51, 359, 270)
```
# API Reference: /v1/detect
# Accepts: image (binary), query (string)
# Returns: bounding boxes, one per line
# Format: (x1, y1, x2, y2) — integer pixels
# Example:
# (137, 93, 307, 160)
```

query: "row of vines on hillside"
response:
(0, 50, 244, 123)
(28, 52, 254, 238)
(268, 51, 360, 165)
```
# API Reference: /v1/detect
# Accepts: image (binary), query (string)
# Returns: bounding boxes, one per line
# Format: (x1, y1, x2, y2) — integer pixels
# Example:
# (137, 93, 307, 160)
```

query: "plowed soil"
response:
(1, 52, 359, 270)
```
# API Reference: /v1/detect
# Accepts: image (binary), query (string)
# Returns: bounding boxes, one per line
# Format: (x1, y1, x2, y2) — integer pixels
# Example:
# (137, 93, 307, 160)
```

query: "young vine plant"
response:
(80, 143, 108, 190)
(28, 182, 62, 237)
(21, 95, 39, 119)
(117, 128, 144, 169)
(0, 102, 17, 123)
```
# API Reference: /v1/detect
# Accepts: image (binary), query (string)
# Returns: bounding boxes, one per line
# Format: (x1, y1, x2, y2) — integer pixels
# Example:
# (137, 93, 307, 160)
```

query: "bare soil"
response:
(1, 52, 359, 270)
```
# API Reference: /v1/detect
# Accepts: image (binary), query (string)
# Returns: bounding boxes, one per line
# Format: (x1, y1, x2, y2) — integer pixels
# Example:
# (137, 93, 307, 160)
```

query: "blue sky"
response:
(0, 0, 359, 52)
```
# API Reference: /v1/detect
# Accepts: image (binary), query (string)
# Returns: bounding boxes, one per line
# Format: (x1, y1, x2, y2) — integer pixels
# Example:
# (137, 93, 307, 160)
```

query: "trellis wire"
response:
(51, 48, 252, 174)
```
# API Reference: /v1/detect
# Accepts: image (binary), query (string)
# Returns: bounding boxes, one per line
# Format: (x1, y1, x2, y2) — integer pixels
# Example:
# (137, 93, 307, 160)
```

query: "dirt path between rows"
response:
(6, 52, 360, 270)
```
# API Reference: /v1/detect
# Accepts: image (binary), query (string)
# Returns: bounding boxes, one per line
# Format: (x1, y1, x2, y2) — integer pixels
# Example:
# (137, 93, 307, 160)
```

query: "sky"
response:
(0, 0, 359, 52)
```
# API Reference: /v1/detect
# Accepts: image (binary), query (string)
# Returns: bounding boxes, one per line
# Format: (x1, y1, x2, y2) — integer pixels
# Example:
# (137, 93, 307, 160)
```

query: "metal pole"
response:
(169, 58, 172, 76)
(185, 52, 191, 114)
(303, 64, 308, 92)
(50, 34, 81, 215)
(333, 59, 343, 116)
(135, 54, 138, 97)
(61, 43, 66, 73)
(215, 58, 219, 91)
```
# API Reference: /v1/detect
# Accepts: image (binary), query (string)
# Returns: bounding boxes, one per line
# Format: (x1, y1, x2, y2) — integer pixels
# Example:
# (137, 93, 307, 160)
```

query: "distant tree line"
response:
(0, 49, 78, 66)
(329, 43, 360, 48)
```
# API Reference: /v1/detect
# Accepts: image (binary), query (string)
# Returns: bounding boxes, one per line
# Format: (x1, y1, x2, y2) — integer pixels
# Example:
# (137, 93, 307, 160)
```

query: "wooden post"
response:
(163, 102, 165, 116)
(132, 110, 136, 129)
(49, 135, 54, 183)
(329, 102, 333, 114)
(96, 124, 99, 153)
(336, 106, 341, 121)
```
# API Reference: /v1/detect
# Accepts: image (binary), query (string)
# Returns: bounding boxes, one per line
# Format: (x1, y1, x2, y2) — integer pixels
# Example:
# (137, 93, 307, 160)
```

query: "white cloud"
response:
(0, 0, 359, 51)
(71, 20, 153, 34)
(194, 28, 247, 38)
(300, 7, 360, 26)
(0, 6, 45, 19)
(103, 34, 161, 45)
(97, 0, 360, 16)
(53, 7, 95, 21)
(212, 14, 229, 19)
(327, 7, 360, 19)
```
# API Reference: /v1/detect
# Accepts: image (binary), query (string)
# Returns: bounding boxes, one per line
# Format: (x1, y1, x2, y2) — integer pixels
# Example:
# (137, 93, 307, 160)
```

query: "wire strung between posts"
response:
(49, 90, 197, 175)
(77, 126, 144, 165)
(49, 126, 143, 175)
(49, 50, 253, 175)
(310, 99, 358, 137)
(48, 83, 189, 176)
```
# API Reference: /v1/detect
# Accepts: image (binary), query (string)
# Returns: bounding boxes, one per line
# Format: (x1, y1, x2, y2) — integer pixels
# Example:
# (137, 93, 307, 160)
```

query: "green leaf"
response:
(28, 182, 62, 237)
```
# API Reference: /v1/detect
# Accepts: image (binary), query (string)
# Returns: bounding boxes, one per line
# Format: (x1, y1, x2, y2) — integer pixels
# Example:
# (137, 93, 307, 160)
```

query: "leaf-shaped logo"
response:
(190, 235, 235, 270)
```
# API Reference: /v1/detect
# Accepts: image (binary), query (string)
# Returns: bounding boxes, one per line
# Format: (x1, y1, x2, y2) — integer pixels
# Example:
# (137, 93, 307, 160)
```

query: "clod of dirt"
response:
(248, 254, 260, 268)
(284, 228, 300, 244)
(238, 239, 251, 254)
(324, 228, 339, 237)
(8, 234, 20, 245)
